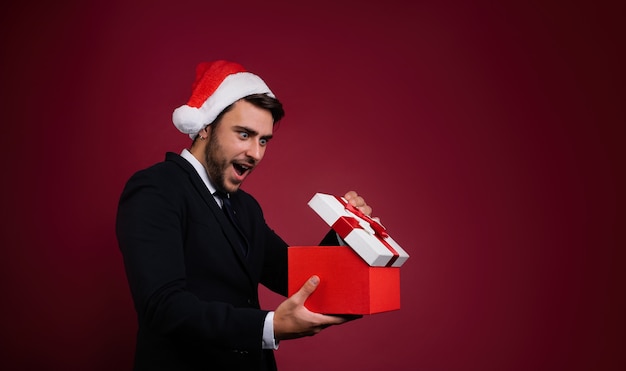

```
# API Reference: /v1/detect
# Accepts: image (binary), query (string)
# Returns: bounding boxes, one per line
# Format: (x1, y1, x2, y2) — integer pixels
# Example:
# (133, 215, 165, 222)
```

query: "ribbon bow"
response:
(334, 196, 389, 239)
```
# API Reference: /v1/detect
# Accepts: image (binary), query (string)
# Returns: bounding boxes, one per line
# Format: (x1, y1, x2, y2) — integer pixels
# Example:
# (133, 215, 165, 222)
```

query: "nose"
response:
(246, 140, 265, 163)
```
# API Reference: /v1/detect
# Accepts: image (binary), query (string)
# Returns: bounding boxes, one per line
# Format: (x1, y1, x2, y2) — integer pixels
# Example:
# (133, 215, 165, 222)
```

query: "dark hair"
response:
(243, 93, 285, 123)
(214, 93, 284, 126)
(192, 93, 285, 144)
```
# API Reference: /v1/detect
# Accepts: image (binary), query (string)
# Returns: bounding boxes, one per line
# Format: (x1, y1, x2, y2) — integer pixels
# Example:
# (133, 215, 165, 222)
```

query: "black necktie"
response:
(217, 192, 248, 255)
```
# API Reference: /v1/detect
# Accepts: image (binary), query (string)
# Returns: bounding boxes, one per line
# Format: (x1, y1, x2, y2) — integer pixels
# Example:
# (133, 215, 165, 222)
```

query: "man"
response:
(116, 60, 373, 370)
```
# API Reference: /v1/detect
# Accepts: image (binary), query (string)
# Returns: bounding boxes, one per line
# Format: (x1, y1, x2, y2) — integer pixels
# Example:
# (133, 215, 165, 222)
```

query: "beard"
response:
(204, 133, 232, 193)
(204, 127, 256, 194)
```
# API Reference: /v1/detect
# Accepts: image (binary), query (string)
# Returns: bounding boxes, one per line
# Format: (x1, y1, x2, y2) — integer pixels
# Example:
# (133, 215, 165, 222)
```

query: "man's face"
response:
(204, 99, 274, 193)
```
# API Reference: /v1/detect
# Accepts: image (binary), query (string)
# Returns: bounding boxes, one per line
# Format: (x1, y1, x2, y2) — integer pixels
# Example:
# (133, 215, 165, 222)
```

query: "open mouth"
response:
(233, 163, 251, 176)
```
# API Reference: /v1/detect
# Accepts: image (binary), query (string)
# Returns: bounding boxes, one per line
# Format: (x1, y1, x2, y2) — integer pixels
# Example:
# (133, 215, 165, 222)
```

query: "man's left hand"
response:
(343, 191, 372, 217)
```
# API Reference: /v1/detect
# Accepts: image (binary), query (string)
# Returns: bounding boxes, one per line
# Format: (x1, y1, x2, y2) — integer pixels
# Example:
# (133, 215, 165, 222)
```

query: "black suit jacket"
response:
(116, 152, 289, 370)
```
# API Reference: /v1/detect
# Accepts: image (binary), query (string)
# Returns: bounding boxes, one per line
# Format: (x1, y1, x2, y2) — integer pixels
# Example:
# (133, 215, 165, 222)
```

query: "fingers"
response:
(303, 314, 353, 336)
(344, 191, 372, 216)
(344, 190, 358, 201)
(274, 275, 363, 341)
(319, 314, 350, 326)
(291, 275, 320, 305)
(359, 204, 373, 217)
(291, 276, 348, 327)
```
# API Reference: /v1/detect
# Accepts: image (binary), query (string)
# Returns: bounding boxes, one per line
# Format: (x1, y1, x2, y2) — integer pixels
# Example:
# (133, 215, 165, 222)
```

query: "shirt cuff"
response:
(262, 311, 279, 350)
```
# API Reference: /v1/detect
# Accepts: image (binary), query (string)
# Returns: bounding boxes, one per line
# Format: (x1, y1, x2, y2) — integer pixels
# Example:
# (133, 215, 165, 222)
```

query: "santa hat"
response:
(172, 60, 275, 138)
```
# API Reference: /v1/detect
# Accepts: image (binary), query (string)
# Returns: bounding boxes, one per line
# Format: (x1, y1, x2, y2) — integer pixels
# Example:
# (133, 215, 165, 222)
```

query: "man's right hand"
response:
(273, 275, 352, 341)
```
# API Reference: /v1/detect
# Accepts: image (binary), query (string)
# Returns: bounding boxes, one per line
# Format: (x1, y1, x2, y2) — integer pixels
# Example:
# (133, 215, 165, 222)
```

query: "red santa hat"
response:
(172, 60, 275, 138)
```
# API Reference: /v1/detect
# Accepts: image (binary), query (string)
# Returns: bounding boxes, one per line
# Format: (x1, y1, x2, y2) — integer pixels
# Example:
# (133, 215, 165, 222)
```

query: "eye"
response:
(239, 132, 249, 139)
(259, 138, 268, 146)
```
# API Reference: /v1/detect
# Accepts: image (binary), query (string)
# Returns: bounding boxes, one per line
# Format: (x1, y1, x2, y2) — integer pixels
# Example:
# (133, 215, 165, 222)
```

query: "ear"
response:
(197, 126, 210, 140)
(190, 126, 210, 154)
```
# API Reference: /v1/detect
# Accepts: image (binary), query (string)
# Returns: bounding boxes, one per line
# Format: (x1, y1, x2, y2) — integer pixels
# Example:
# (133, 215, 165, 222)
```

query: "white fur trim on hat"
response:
(172, 71, 275, 139)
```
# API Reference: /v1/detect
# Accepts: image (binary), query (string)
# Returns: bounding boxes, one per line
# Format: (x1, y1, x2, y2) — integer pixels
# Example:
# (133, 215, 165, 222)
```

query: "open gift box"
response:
(288, 193, 409, 314)
(288, 245, 401, 314)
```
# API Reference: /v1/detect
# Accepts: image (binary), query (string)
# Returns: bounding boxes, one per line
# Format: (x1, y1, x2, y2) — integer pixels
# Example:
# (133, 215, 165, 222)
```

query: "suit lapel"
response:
(166, 153, 255, 282)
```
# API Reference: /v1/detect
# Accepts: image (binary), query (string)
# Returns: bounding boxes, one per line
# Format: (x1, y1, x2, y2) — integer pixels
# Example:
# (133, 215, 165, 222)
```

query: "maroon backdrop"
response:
(1, 1, 624, 370)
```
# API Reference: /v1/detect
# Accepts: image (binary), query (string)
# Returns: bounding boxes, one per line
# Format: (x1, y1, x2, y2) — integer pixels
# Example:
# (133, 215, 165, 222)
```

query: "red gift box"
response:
(288, 245, 401, 314)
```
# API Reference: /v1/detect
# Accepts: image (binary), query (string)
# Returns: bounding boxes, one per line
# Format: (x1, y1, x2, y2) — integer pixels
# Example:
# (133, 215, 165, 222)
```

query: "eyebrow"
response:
(234, 125, 273, 140)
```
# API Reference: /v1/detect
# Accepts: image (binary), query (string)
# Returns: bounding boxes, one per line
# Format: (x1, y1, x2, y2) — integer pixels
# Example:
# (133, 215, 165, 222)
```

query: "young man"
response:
(116, 60, 372, 370)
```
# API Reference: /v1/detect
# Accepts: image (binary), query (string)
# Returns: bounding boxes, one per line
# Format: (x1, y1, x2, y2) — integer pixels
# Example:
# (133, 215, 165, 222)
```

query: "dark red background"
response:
(1, 1, 624, 370)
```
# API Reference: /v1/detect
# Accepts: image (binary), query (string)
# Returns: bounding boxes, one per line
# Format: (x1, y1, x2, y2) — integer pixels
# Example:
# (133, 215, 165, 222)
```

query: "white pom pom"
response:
(172, 105, 207, 137)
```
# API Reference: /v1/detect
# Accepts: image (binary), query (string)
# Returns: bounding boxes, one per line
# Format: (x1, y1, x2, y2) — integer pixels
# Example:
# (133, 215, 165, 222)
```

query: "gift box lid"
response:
(308, 193, 409, 267)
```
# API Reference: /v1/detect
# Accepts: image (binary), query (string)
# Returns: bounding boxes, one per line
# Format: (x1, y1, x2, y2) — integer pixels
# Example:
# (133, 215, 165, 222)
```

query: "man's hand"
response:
(273, 276, 352, 341)
(273, 191, 372, 341)
(344, 190, 373, 217)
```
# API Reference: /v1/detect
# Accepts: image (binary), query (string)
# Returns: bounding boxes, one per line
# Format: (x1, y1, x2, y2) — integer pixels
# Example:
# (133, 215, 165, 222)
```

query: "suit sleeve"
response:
(259, 226, 289, 296)
(115, 170, 266, 350)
